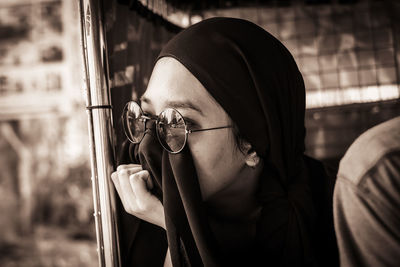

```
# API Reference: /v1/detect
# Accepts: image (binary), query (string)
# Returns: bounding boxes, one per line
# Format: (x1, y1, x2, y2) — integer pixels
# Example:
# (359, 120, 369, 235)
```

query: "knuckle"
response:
(116, 165, 127, 172)
(141, 170, 150, 176)
(136, 170, 149, 180)
(118, 168, 130, 177)
(118, 165, 144, 178)
(117, 164, 142, 172)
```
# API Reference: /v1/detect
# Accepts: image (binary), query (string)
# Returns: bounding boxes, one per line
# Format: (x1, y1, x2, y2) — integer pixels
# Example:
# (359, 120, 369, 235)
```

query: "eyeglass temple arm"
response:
(187, 125, 233, 134)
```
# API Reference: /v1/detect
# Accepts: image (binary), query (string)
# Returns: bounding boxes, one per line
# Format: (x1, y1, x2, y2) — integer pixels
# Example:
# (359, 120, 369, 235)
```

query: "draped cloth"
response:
(117, 17, 338, 266)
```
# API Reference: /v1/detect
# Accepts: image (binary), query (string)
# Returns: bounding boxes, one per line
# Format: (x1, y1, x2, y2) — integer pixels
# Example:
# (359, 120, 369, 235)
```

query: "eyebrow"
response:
(140, 96, 204, 116)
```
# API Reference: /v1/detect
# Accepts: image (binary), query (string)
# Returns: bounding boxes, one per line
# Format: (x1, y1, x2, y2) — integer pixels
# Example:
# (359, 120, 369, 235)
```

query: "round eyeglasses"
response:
(122, 101, 233, 154)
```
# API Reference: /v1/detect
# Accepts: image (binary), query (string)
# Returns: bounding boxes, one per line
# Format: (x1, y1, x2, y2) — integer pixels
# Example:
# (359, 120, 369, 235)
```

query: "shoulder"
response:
(337, 116, 400, 186)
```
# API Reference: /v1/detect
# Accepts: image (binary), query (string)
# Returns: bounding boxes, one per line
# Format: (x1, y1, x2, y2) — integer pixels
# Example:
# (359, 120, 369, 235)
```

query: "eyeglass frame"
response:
(122, 101, 233, 154)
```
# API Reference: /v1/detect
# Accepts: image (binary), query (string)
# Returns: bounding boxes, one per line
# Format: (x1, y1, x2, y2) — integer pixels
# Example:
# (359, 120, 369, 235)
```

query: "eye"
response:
(184, 118, 199, 129)
(142, 110, 154, 117)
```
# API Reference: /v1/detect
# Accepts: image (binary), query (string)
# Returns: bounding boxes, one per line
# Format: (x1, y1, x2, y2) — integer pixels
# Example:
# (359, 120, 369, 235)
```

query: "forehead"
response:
(142, 57, 215, 111)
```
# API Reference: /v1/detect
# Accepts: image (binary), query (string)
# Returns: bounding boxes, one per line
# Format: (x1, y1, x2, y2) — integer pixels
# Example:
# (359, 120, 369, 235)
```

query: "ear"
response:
(245, 151, 260, 168)
(242, 142, 261, 168)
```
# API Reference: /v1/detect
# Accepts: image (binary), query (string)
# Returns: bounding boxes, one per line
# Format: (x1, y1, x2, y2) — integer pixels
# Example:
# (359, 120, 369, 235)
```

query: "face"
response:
(141, 57, 249, 201)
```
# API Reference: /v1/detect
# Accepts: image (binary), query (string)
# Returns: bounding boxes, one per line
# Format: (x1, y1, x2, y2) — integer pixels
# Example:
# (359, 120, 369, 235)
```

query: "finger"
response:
(117, 166, 142, 181)
(129, 171, 154, 210)
(117, 164, 142, 172)
(140, 170, 154, 190)
(111, 172, 128, 208)
(118, 170, 136, 200)
(115, 170, 139, 215)
(111, 172, 122, 195)
(130, 171, 165, 228)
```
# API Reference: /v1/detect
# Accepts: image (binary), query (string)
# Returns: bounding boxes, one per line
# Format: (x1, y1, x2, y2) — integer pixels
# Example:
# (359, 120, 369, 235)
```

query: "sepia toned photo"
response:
(0, 0, 399, 266)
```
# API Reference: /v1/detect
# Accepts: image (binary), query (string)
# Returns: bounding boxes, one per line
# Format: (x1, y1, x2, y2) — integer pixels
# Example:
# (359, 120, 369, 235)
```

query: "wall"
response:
(201, 0, 400, 162)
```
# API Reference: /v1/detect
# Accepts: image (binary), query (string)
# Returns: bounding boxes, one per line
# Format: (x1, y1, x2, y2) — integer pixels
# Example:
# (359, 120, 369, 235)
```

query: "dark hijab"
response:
(118, 17, 338, 267)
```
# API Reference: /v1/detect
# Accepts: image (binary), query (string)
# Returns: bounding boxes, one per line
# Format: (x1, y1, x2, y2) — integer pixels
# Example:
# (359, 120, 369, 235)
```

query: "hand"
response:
(111, 164, 165, 229)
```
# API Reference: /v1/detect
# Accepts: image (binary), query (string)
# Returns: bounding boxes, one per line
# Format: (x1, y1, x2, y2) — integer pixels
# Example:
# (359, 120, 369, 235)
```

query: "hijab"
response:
(118, 17, 338, 267)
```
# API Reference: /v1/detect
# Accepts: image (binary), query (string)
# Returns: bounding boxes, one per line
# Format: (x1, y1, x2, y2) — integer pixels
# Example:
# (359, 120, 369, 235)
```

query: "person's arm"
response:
(333, 152, 400, 267)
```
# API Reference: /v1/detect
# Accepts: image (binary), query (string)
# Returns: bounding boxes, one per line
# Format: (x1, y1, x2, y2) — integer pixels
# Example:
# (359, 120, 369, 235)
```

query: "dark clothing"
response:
(334, 116, 400, 267)
(118, 17, 338, 266)
(118, 141, 338, 267)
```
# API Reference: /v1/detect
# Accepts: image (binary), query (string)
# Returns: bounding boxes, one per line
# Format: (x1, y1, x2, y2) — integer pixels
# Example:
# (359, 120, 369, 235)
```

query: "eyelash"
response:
(142, 110, 199, 128)
(184, 118, 198, 128)
(142, 111, 153, 117)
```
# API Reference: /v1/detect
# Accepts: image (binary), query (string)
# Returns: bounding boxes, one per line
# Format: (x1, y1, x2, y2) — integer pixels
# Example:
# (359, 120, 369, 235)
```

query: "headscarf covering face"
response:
(118, 17, 336, 267)
(159, 17, 306, 184)
(157, 18, 313, 266)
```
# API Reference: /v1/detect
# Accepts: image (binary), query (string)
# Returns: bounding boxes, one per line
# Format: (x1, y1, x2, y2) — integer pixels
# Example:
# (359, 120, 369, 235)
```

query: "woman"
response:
(112, 17, 338, 266)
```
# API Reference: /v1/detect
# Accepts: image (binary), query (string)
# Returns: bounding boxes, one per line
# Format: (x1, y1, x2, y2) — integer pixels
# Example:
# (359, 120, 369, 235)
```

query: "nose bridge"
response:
(144, 119, 157, 139)
(139, 122, 164, 160)
(139, 119, 162, 154)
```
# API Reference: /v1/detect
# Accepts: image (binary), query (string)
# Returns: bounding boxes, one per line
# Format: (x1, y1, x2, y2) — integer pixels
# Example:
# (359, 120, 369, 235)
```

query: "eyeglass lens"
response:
(157, 108, 187, 153)
(123, 102, 188, 153)
(123, 102, 146, 143)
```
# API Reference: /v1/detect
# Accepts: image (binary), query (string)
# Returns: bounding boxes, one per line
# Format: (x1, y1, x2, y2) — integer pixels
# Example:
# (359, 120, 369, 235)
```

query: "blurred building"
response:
(0, 0, 96, 266)
(109, 0, 400, 168)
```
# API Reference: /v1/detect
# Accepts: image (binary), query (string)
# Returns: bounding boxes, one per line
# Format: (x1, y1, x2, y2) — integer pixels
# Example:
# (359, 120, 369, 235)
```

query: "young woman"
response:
(112, 17, 338, 267)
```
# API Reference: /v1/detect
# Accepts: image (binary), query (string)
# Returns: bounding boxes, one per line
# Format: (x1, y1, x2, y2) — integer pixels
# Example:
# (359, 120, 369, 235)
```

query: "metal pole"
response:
(79, 0, 121, 266)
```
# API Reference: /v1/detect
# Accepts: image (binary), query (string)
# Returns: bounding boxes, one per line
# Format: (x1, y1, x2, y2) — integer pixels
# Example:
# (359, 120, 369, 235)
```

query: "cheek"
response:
(188, 130, 244, 199)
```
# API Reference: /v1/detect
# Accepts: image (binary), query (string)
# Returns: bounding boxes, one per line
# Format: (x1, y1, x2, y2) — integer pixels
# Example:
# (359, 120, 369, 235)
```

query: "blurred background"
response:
(0, 0, 97, 266)
(1, 0, 399, 266)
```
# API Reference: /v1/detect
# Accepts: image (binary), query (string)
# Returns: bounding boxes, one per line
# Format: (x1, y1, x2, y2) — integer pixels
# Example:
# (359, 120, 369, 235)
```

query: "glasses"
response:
(122, 101, 233, 154)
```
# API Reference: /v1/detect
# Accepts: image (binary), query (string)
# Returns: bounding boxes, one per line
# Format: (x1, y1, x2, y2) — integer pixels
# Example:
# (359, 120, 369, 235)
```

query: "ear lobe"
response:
(241, 141, 260, 167)
(245, 151, 260, 168)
